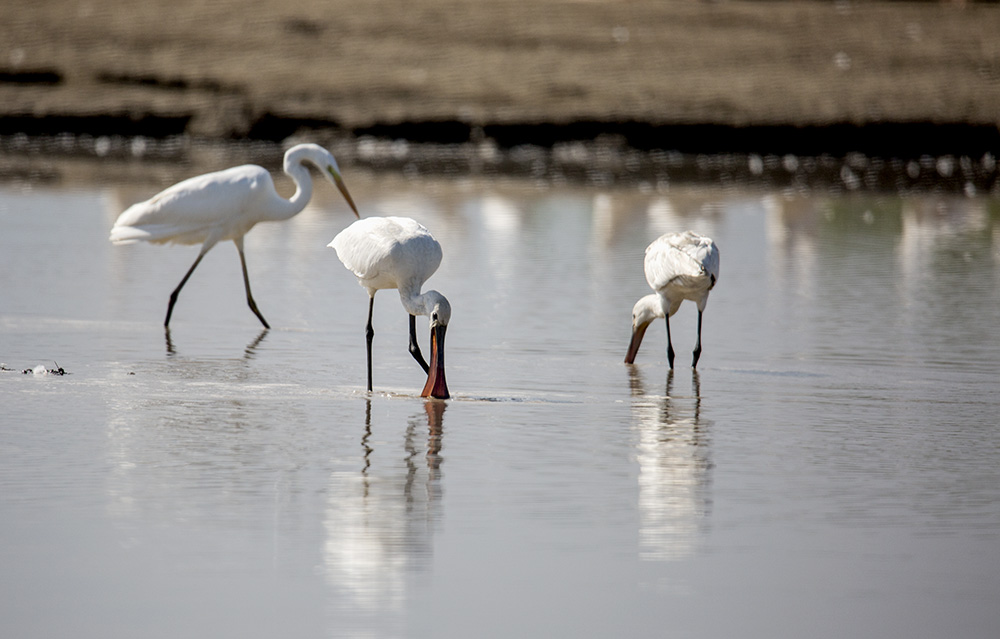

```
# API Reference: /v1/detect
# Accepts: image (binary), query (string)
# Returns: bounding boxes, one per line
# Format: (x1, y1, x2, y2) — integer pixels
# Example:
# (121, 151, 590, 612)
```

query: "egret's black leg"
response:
(366, 296, 375, 393)
(409, 314, 430, 374)
(236, 241, 270, 329)
(692, 309, 703, 368)
(665, 315, 675, 369)
(165, 250, 207, 327)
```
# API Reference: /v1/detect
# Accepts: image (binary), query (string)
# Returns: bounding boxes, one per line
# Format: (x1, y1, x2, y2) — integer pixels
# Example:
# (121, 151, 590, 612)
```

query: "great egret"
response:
(625, 231, 720, 368)
(110, 143, 359, 328)
(330, 216, 451, 399)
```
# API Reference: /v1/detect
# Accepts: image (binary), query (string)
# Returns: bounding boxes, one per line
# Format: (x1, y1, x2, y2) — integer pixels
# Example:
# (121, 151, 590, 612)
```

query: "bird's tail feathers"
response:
(109, 224, 192, 245)
(109, 226, 149, 244)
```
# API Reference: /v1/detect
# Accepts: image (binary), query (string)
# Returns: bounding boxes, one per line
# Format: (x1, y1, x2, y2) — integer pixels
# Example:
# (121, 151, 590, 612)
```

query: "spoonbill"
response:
(330, 216, 451, 399)
(110, 143, 359, 328)
(625, 231, 719, 368)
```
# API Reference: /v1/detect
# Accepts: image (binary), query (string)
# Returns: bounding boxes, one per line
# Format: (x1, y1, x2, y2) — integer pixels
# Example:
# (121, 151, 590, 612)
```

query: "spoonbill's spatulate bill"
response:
(625, 231, 720, 368)
(330, 216, 451, 399)
(110, 143, 359, 328)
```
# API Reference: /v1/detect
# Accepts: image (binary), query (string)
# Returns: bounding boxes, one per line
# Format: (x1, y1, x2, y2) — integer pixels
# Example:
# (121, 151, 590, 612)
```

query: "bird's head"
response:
(286, 143, 360, 218)
(420, 291, 451, 400)
(425, 291, 452, 329)
(625, 294, 664, 364)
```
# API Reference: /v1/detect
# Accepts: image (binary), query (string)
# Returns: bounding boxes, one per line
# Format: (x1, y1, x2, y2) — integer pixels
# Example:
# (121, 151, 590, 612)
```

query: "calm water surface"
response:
(2, 164, 999, 638)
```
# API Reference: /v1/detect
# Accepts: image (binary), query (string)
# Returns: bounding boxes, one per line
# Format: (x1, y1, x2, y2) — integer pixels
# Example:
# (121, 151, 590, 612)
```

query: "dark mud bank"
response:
(3, 128, 999, 196)
(3, 113, 1000, 194)
(3, 111, 998, 158)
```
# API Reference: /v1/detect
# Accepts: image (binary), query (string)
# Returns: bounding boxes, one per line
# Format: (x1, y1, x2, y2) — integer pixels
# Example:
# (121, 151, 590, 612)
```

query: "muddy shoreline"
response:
(3, 129, 996, 195)
(2, 1, 1000, 190)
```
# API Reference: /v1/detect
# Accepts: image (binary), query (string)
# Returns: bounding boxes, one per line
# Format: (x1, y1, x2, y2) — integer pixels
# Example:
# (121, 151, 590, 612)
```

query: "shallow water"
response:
(2, 166, 1000, 638)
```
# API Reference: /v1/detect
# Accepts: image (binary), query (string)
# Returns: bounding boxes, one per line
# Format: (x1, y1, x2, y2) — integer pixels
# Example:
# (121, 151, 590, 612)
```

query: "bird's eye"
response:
(432, 312, 438, 321)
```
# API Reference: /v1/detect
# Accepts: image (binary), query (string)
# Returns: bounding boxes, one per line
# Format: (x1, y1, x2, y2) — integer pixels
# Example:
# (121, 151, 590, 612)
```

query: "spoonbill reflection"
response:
(625, 231, 719, 368)
(322, 399, 445, 612)
(110, 143, 359, 328)
(330, 217, 451, 399)
(628, 367, 710, 561)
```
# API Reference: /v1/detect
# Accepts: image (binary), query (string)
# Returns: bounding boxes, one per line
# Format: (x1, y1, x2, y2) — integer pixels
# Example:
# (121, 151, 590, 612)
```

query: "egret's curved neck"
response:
(278, 162, 315, 220)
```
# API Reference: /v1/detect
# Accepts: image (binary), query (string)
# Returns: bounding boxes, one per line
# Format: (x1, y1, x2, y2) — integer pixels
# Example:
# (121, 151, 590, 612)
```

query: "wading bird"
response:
(330, 216, 451, 399)
(625, 231, 720, 368)
(110, 143, 359, 328)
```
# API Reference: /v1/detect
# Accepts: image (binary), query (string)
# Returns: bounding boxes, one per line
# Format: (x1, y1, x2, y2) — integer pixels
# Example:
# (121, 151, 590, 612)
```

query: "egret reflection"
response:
(628, 367, 711, 562)
(323, 399, 446, 618)
(243, 328, 270, 359)
(163, 326, 270, 359)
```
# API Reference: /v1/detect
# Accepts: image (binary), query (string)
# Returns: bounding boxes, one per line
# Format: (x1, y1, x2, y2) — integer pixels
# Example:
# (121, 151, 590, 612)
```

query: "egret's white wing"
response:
(110, 165, 271, 245)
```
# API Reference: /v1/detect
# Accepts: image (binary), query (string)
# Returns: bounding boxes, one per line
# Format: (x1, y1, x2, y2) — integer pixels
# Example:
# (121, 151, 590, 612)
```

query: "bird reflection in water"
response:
(628, 367, 712, 561)
(423, 400, 445, 477)
(163, 327, 270, 359)
(242, 329, 270, 360)
(323, 398, 446, 620)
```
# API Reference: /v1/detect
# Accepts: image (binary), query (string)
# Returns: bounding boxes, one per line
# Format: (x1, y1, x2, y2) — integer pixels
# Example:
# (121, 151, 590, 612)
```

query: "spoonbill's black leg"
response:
(692, 309, 703, 368)
(409, 314, 430, 374)
(665, 315, 676, 369)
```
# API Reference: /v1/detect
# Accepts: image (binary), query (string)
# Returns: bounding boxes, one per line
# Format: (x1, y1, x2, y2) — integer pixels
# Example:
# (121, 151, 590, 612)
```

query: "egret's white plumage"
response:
(330, 216, 451, 399)
(625, 231, 720, 368)
(110, 143, 359, 328)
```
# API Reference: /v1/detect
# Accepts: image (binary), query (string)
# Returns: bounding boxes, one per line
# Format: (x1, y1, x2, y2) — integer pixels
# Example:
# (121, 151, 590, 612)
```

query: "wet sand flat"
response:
(2, 0, 1000, 143)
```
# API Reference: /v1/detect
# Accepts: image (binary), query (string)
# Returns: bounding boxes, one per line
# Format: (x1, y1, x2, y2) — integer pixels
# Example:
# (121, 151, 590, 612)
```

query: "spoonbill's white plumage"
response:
(625, 231, 720, 368)
(110, 143, 359, 328)
(330, 216, 451, 399)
